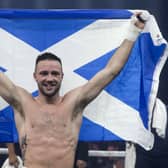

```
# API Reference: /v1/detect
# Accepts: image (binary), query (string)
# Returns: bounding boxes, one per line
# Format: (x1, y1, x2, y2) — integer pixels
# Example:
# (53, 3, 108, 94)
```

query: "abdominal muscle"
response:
(23, 130, 76, 168)
(22, 115, 78, 168)
(17, 102, 82, 168)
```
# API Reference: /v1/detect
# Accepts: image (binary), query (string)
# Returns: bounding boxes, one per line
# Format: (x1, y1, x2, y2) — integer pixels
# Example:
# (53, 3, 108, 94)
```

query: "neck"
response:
(36, 93, 61, 105)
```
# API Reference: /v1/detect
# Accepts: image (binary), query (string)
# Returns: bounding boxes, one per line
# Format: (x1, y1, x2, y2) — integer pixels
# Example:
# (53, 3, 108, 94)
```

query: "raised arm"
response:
(76, 12, 150, 107)
(0, 72, 23, 112)
(0, 72, 18, 105)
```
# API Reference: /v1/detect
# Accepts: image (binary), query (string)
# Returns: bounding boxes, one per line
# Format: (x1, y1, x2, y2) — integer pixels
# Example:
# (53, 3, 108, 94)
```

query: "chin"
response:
(44, 92, 56, 97)
(40, 87, 60, 97)
(44, 89, 59, 97)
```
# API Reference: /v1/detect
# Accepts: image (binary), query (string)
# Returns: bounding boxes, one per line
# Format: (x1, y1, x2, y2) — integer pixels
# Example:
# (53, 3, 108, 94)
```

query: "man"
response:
(0, 12, 147, 168)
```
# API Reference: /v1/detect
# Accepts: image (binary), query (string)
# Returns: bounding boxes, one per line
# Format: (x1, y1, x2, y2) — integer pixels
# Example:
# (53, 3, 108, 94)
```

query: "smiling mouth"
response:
(44, 82, 58, 90)
(45, 84, 55, 89)
(43, 82, 56, 86)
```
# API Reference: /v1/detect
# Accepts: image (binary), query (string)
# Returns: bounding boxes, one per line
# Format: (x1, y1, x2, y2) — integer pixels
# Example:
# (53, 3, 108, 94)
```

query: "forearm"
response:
(5, 143, 23, 168)
(105, 12, 148, 77)
(0, 72, 16, 102)
(6, 143, 18, 163)
(105, 39, 134, 76)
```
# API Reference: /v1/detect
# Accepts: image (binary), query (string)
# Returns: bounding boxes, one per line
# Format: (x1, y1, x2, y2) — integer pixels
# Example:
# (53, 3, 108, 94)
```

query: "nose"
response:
(46, 74, 54, 81)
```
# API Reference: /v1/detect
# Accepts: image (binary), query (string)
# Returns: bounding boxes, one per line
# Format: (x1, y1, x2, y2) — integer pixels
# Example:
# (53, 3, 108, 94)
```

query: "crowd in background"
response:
(88, 141, 125, 168)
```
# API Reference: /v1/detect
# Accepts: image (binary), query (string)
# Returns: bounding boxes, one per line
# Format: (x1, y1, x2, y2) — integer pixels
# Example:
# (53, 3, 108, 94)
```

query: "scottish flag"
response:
(0, 9, 167, 150)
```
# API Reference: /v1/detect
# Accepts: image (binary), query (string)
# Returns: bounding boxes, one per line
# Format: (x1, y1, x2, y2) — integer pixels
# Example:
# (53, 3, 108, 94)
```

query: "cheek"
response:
(56, 75, 63, 81)
(34, 76, 43, 83)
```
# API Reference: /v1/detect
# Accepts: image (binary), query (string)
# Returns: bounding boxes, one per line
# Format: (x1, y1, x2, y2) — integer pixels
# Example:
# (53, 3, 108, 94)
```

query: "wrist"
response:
(125, 25, 142, 42)
(125, 21, 142, 42)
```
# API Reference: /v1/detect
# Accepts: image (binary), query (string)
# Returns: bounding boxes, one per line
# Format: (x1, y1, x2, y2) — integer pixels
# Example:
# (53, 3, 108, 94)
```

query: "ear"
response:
(33, 72, 37, 81)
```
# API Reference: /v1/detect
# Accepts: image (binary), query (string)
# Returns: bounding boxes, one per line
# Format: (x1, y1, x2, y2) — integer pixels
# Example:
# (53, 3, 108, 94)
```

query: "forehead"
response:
(36, 60, 62, 72)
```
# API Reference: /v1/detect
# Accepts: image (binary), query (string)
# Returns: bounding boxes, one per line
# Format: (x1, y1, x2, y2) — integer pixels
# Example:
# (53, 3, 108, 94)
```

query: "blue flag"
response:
(0, 9, 167, 150)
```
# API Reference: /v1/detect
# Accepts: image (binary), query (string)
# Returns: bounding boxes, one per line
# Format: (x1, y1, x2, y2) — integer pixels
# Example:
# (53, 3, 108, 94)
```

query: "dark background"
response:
(0, 0, 167, 104)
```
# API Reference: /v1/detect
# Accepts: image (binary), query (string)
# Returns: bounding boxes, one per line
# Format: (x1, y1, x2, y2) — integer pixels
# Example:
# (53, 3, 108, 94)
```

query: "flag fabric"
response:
(0, 9, 167, 150)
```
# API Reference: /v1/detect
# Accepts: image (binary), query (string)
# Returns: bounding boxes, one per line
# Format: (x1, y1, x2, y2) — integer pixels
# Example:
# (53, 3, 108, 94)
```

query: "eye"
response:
(51, 71, 61, 76)
(39, 71, 48, 76)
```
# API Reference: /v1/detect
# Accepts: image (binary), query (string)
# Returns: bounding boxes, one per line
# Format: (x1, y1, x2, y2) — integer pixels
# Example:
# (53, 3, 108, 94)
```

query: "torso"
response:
(15, 96, 83, 168)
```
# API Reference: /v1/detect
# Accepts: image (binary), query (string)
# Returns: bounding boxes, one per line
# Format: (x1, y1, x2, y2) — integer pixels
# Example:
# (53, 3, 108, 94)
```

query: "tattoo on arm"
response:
(21, 135, 27, 165)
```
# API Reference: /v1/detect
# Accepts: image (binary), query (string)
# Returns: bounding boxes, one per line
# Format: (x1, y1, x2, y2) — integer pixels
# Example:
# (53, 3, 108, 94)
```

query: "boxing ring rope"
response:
(0, 148, 126, 168)
(0, 148, 8, 155)
(89, 150, 125, 158)
(0, 148, 125, 158)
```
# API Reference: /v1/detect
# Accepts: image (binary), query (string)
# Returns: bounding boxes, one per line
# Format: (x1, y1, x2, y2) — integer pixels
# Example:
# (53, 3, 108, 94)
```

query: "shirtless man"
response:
(0, 12, 148, 168)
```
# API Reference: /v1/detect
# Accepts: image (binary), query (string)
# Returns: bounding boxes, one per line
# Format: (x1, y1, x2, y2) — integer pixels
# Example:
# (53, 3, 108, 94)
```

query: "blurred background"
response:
(0, 0, 167, 103)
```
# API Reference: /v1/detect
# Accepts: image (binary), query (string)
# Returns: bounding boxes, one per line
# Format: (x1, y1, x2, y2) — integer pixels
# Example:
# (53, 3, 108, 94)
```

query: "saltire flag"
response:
(0, 9, 167, 150)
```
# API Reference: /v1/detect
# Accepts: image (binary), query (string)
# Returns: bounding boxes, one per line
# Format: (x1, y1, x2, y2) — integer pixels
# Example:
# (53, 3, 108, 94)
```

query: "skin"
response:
(0, 15, 145, 168)
(7, 143, 20, 167)
(76, 160, 87, 168)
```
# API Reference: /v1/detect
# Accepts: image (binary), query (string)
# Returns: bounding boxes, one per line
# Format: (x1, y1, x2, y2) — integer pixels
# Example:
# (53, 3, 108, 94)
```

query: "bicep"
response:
(67, 69, 115, 114)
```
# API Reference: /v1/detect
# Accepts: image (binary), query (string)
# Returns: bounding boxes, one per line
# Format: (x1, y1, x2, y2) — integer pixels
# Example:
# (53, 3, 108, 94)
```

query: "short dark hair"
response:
(35, 52, 62, 66)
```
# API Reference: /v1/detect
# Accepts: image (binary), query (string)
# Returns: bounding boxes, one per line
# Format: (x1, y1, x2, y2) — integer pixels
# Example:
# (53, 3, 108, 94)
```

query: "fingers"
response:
(139, 11, 151, 22)
(135, 11, 151, 23)
(125, 14, 142, 41)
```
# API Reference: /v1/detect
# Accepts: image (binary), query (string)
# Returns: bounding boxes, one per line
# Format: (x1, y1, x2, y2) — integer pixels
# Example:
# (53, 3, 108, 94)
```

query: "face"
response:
(34, 60, 63, 97)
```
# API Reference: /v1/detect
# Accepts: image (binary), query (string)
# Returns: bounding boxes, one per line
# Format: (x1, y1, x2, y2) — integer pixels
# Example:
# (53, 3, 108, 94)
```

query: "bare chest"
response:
(31, 106, 70, 134)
